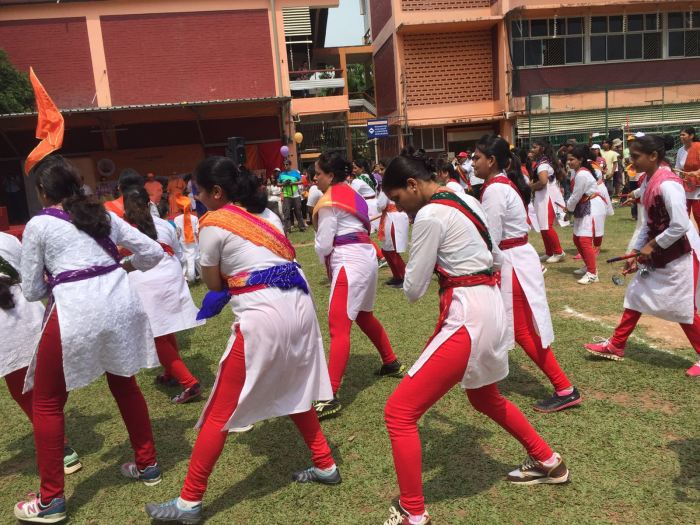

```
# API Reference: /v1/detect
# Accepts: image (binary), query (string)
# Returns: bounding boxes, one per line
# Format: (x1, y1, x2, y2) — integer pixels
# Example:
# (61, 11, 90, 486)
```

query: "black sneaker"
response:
(376, 359, 406, 378)
(313, 397, 342, 420)
(385, 278, 404, 288)
(533, 387, 582, 413)
(292, 465, 341, 485)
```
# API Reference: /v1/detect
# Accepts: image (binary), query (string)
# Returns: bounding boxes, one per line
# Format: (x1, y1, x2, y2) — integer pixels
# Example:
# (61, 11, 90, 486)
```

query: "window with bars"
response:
(511, 17, 584, 67)
(590, 14, 662, 62)
(412, 128, 445, 151)
(668, 12, 699, 58)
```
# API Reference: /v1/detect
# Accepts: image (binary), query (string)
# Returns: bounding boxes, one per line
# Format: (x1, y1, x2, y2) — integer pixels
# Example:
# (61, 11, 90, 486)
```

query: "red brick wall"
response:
(402, 31, 493, 106)
(0, 18, 95, 109)
(401, 0, 490, 10)
(374, 37, 397, 115)
(370, 0, 392, 40)
(101, 10, 275, 106)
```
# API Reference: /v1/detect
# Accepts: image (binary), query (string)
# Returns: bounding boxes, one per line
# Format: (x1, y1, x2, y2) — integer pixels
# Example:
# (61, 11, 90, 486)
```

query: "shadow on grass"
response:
(498, 360, 551, 402)
(421, 412, 511, 504)
(668, 437, 699, 503)
(204, 414, 344, 522)
(334, 353, 397, 410)
(592, 342, 695, 371)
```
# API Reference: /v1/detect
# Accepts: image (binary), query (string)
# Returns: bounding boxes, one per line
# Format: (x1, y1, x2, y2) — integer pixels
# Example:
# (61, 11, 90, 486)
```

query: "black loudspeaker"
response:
(225, 137, 246, 168)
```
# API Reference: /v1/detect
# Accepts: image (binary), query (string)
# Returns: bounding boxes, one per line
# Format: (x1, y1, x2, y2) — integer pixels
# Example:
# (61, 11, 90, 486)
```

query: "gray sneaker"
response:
(292, 465, 342, 485)
(145, 498, 202, 524)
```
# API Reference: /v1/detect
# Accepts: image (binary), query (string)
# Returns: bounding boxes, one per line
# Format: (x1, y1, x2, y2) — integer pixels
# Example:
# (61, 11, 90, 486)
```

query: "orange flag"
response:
(24, 67, 64, 175)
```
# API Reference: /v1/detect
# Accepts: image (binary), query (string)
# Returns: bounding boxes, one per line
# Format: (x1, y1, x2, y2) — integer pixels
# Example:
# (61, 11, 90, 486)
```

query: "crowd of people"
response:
(2, 125, 700, 525)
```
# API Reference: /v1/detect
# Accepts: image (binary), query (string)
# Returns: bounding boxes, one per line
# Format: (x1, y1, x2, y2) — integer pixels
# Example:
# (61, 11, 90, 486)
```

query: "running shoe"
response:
(145, 498, 202, 524)
(313, 397, 342, 420)
(584, 338, 624, 361)
(120, 462, 162, 486)
(507, 453, 569, 485)
(686, 361, 700, 377)
(534, 387, 582, 413)
(378, 258, 388, 269)
(63, 446, 82, 475)
(383, 500, 431, 525)
(14, 493, 66, 523)
(545, 252, 566, 263)
(573, 253, 582, 261)
(172, 383, 202, 404)
(229, 424, 254, 433)
(291, 465, 341, 485)
(376, 359, 406, 378)
(385, 278, 404, 288)
(577, 272, 599, 285)
(539, 254, 549, 262)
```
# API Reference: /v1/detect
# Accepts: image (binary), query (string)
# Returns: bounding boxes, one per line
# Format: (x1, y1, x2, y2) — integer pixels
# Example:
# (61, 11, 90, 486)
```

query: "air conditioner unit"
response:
(528, 94, 550, 112)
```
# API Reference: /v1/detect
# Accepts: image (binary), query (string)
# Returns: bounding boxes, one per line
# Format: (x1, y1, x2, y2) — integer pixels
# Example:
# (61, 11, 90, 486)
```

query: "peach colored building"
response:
(369, 0, 700, 156)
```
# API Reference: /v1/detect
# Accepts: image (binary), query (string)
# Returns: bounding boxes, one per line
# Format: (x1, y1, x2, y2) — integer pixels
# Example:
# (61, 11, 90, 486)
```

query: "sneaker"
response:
(14, 493, 66, 523)
(584, 338, 624, 361)
(171, 383, 202, 404)
(545, 252, 566, 263)
(378, 258, 388, 269)
(385, 278, 404, 288)
(313, 397, 342, 420)
(229, 424, 255, 433)
(686, 361, 700, 377)
(383, 500, 431, 525)
(292, 465, 341, 485)
(539, 254, 549, 262)
(573, 252, 582, 261)
(376, 359, 406, 378)
(534, 387, 582, 413)
(120, 462, 162, 486)
(63, 446, 82, 475)
(573, 266, 587, 276)
(145, 498, 202, 524)
(155, 374, 179, 387)
(507, 453, 569, 485)
(577, 272, 599, 284)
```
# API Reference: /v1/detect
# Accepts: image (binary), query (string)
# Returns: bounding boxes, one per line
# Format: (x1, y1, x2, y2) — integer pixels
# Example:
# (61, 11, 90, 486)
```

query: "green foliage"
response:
(347, 63, 367, 94)
(0, 49, 33, 114)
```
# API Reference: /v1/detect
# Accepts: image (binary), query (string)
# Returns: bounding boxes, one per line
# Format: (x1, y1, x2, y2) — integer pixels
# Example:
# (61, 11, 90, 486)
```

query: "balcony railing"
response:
(289, 68, 345, 97)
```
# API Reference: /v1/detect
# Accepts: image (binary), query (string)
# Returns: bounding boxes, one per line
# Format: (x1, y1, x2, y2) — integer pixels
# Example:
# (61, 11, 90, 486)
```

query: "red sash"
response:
(499, 234, 528, 250)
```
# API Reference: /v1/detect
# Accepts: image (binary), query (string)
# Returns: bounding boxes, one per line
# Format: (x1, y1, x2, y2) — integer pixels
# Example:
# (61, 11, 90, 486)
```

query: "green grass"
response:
(1, 208, 698, 524)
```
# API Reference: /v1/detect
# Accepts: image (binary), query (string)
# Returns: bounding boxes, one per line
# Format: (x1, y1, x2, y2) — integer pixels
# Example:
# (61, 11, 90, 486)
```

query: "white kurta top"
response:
(376, 191, 409, 252)
(197, 208, 331, 429)
(480, 175, 555, 349)
(446, 181, 465, 194)
(591, 179, 615, 236)
(0, 233, 45, 378)
(676, 147, 700, 199)
(625, 179, 700, 323)
(307, 185, 323, 209)
(128, 218, 204, 338)
(566, 168, 597, 237)
(351, 177, 379, 232)
(403, 193, 509, 389)
(315, 201, 378, 320)
(20, 211, 163, 391)
(532, 161, 566, 230)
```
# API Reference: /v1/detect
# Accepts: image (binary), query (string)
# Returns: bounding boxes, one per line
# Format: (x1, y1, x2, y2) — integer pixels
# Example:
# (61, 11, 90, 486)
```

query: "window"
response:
(511, 17, 584, 67)
(668, 12, 700, 58)
(590, 14, 662, 62)
(412, 128, 444, 151)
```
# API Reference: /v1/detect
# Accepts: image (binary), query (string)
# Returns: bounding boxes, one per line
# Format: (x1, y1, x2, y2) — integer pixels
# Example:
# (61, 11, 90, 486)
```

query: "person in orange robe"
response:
(167, 176, 186, 218)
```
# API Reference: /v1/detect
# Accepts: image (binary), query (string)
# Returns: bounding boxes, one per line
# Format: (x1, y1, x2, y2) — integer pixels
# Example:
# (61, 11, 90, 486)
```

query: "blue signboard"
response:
(367, 119, 389, 138)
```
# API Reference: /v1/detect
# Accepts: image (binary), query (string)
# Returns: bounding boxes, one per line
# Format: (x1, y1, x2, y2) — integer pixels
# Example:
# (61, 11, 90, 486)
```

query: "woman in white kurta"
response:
(585, 135, 700, 377)
(312, 153, 403, 419)
(14, 155, 164, 523)
(376, 190, 409, 286)
(591, 172, 614, 251)
(530, 140, 566, 262)
(123, 187, 204, 404)
(437, 160, 466, 195)
(146, 156, 339, 524)
(350, 160, 380, 233)
(475, 136, 580, 413)
(566, 145, 600, 285)
(174, 196, 200, 283)
(676, 127, 700, 227)
(380, 154, 569, 525)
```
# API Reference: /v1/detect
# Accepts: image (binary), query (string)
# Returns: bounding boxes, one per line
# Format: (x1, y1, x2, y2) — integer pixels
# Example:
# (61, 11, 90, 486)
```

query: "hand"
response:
(638, 241, 656, 263)
(622, 257, 638, 275)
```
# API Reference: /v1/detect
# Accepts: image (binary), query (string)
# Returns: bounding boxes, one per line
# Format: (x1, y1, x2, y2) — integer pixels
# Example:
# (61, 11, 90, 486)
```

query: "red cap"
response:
(457, 151, 468, 158)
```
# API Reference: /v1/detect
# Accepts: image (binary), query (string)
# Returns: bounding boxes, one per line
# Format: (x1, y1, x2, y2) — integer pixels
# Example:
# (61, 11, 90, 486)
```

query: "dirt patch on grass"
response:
(586, 389, 679, 415)
(600, 314, 689, 348)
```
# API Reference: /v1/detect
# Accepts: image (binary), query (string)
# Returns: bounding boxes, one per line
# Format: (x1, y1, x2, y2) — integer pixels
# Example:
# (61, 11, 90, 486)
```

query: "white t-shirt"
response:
(306, 185, 323, 208)
(462, 159, 484, 186)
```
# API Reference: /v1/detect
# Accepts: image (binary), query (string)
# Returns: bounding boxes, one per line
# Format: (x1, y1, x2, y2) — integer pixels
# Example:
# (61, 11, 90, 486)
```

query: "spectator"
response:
(600, 140, 619, 197)
(278, 159, 306, 234)
(144, 172, 163, 205)
(266, 169, 282, 219)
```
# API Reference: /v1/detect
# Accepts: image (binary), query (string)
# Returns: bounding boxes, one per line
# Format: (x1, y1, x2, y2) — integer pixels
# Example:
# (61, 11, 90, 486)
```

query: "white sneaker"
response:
(573, 266, 587, 276)
(577, 272, 599, 285)
(546, 252, 566, 263)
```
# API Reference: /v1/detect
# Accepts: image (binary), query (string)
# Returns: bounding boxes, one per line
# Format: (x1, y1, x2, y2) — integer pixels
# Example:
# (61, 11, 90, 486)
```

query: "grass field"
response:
(1, 208, 698, 524)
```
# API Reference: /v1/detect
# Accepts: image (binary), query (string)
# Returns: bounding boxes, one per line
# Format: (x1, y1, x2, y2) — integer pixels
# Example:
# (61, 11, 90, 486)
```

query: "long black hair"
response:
(476, 135, 531, 203)
(194, 156, 267, 214)
(123, 187, 158, 240)
(436, 158, 459, 182)
(32, 154, 111, 238)
(353, 158, 371, 174)
(533, 138, 566, 182)
(0, 256, 19, 310)
(569, 144, 598, 176)
(317, 152, 352, 185)
(383, 154, 434, 191)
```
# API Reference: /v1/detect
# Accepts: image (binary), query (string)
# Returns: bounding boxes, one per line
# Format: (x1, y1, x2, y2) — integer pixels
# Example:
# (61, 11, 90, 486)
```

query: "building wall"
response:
(401, 0, 491, 10)
(402, 31, 493, 107)
(0, 18, 95, 108)
(369, 0, 392, 40)
(374, 36, 397, 115)
(101, 10, 275, 105)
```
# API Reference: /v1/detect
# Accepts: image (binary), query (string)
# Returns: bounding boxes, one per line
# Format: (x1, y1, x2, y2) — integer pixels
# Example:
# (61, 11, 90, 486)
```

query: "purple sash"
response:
(333, 232, 371, 246)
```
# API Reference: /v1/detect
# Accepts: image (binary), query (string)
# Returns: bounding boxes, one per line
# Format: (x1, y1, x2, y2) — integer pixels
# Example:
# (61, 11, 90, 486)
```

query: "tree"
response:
(0, 49, 33, 114)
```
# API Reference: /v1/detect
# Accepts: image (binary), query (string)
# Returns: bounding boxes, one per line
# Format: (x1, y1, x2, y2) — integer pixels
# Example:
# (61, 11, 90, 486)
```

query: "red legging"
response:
(573, 234, 597, 274)
(5, 366, 33, 420)
(540, 200, 563, 256)
(382, 224, 406, 281)
(611, 308, 700, 354)
(687, 199, 700, 228)
(155, 334, 198, 389)
(384, 327, 553, 516)
(180, 327, 334, 501)
(33, 310, 158, 503)
(328, 267, 397, 394)
(511, 272, 571, 392)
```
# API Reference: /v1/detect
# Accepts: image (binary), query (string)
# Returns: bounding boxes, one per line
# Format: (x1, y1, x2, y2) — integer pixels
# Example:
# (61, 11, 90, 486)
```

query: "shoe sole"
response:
(533, 397, 582, 413)
(13, 510, 67, 523)
(315, 405, 342, 420)
(585, 348, 624, 361)
(509, 471, 570, 485)
(64, 460, 83, 475)
(143, 476, 163, 487)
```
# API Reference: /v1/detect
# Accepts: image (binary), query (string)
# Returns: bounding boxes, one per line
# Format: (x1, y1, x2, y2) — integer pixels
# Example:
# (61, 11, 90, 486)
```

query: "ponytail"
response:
(0, 256, 20, 310)
(123, 187, 158, 240)
(506, 152, 532, 204)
